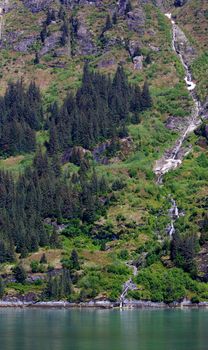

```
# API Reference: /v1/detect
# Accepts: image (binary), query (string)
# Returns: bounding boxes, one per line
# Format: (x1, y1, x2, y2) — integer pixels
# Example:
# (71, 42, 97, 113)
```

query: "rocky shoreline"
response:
(0, 299, 208, 309)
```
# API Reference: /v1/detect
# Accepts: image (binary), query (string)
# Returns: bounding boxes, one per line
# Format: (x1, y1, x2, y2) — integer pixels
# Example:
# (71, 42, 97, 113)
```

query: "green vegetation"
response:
(130, 263, 208, 303)
(0, 0, 207, 305)
(192, 52, 208, 102)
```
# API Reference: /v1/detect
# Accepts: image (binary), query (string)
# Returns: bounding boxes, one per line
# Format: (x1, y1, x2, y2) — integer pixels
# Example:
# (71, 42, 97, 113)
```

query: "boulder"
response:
(128, 40, 142, 57)
(133, 55, 143, 70)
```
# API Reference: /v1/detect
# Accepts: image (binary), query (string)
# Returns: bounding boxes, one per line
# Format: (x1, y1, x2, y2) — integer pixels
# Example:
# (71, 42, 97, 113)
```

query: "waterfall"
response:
(156, 13, 203, 236)
(167, 198, 180, 236)
(154, 13, 203, 182)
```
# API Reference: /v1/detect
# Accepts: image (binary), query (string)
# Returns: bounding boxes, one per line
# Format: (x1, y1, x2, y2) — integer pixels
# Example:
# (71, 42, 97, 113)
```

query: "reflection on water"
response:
(0, 309, 207, 350)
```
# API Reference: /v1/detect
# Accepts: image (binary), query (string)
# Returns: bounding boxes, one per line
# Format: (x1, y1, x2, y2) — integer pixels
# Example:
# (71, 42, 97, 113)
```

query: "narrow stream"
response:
(167, 197, 179, 237)
(120, 13, 202, 301)
(154, 13, 203, 183)
(119, 263, 138, 308)
(154, 13, 204, 236)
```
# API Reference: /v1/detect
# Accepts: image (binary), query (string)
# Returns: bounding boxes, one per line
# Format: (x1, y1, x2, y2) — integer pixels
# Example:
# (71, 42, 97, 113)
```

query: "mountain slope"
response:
(0, 0, 207, 305)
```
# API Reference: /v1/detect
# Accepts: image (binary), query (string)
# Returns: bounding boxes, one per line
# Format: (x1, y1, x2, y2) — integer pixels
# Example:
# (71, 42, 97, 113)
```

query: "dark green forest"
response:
(0, 65, 151, 263)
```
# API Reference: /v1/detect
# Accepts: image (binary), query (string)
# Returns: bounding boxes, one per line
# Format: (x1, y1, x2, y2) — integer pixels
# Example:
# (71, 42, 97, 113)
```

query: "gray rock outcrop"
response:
(174, 25, 197, 66)
(133, 55, 143, 70)
(75, 21, 97, 56)
(39, 32, 61, 56)
(127, 8, 145, 34)
(13, 36, 36, 52)
(22, 0, 53, 13)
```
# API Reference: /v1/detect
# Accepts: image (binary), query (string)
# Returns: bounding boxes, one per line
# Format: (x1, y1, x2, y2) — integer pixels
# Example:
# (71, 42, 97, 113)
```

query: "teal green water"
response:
(0, 309, 207, 350)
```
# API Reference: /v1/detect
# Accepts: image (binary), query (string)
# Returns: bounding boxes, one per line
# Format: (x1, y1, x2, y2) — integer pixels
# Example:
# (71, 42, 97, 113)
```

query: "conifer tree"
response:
(125, 0, 132, 14)
(141, 81, 152, 109)
(112, 12, 117, 25)
(46, 9, 52, 25)
(13, 265, 27, 284)
(104, 14, 112, 32)
(145, 53, 151, 65)
(40, 253, 47, 264)
(70, 249, 80, 270)
(34, 52, 40, 65)
(58, 6, 66, 20)
(40, 24, 47, 43)
(50, 228, 60, 249)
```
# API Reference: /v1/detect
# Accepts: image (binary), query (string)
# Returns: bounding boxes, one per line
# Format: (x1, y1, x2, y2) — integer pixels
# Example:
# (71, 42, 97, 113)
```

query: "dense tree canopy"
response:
(0, 65, 152, 263)
(0, 80, 43, 156)
(47, 64, 151, 152)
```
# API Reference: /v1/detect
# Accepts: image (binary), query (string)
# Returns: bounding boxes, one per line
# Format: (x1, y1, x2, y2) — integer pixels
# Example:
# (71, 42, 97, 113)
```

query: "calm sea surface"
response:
(0, 308, 207, 350)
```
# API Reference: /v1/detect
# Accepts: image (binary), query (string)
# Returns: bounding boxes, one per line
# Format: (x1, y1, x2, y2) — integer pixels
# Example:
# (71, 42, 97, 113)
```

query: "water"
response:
(0, 309, 208, 350)
(154, 14, 202, 181)
(167, 197, 179, 236)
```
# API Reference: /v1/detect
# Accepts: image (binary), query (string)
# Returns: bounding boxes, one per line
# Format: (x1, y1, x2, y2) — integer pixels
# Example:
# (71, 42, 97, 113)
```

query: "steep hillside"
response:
(0, 0, 207, 306)
(169, 0, 208, 102)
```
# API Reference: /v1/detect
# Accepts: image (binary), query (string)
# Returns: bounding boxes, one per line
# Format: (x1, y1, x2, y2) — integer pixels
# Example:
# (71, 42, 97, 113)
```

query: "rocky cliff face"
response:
(174, 25, 196, 65)
(22, 0, 53, 12)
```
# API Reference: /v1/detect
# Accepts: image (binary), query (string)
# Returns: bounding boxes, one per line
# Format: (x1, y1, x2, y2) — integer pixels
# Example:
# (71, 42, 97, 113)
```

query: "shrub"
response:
(112, 179, 126, 191)
(119, 249, 129, 260)
(30, 261, 45, 273)
(13, 265, 27, 284)
(106, 263, 129, 275)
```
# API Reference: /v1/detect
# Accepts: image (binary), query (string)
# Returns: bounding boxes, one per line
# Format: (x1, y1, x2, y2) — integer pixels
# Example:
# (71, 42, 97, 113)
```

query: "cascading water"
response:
(167, 197, 179, 237)
(121, 12, 203, 306)
(155, 13, 203, 236)
(154, 14, 203, 184)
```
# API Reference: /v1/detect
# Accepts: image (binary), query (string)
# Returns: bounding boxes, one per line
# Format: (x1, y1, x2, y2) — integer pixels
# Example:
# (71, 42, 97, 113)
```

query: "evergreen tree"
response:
(133, 47, 141, 57)
(13, 265, 27, 284)
(125, 0, 132, 14)
(104, 14, 112, 32)
(171, 231, 197, 275)
(40, 24, 47, 43)
(0, 240, 15, 263)
(70, 249, 80, 270)
(40, 253, 47, 264)
(47, 121, 60, 155)
(50, 228, 60, 249)
(20, 245, 28, 259)
(112, 12, 117, 25)
(141, 81, 152, 109)
(45, 270, 72, 299)
(60, 20, 70, 46)
(145, 53, 151, 65)
(46, 9, 52, 25)
(58, 6, 66, 20)
(130, 85, 142, 123)
(51, 9, 56, 22)
(34, 52, 40, 65)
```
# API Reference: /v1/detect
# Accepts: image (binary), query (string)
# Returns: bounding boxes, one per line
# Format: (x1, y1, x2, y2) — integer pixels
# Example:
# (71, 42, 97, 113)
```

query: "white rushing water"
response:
(155, 14, 203, 235)
(167, 198, 179, 236)
(119, 263, 138, 308)
(154, 13, 202, 183)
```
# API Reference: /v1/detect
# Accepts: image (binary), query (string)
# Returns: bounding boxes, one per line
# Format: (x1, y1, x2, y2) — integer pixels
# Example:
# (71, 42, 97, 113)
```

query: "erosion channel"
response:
(120, 13, 205, 306)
